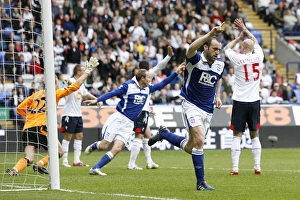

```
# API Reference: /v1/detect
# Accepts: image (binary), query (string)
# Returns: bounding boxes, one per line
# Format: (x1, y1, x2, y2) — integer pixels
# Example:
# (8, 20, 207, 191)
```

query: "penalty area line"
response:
(60, 188, 181, 200)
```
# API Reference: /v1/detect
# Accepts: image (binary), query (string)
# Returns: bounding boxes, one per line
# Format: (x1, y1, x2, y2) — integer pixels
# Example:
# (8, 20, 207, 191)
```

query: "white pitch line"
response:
(207, 168, 300, 173)
(60, 189, 181, 200)
(170, 166, 300, 173)
(0, 187, 180, 200)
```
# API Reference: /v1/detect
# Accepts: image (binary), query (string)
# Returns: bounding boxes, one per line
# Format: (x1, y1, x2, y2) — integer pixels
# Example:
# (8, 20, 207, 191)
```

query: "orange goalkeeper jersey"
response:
(17, 82, 80, 133)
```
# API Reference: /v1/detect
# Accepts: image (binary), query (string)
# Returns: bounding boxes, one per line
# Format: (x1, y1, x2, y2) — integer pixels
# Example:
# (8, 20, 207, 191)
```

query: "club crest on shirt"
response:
(215, 64, 222, 71)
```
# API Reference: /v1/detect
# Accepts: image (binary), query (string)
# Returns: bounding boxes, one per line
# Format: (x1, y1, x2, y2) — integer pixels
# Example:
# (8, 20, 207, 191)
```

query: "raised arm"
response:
(150, 62, 185, 93)
(234, 18, 258, 45)
(186, 22, 225, 59)
(76, 57, 99, 86)
(149, 46, 173, 78)
(224, 30, 245, 51)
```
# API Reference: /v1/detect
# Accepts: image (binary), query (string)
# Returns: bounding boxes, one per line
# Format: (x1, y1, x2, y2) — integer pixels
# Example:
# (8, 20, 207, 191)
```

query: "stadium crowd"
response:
(1, 0, 300, 119)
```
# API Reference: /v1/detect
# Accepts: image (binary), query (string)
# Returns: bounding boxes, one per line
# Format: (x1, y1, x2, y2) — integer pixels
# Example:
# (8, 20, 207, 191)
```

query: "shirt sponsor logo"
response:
(134, 95, 146, 104)
(199, 72, 217, 87)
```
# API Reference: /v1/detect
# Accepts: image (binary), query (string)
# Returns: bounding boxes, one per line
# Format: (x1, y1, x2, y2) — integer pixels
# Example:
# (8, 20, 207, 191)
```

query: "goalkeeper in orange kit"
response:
(6, 57, 99, 176)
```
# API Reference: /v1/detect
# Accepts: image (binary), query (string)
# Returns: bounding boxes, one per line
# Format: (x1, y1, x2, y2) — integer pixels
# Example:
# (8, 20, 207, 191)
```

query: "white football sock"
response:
(62, 139, 70, 163)
(231, 136, 242, 171)
(143, 138, 153, 164)
(74, 139, 82, 163)
(251, 137, 262, 170)
(128, 138, 142, 167)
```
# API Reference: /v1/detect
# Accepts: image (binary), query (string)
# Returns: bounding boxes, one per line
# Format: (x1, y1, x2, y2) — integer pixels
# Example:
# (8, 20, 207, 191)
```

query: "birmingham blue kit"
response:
(97, 73, 178, 121)
(180, 52, 225, 113)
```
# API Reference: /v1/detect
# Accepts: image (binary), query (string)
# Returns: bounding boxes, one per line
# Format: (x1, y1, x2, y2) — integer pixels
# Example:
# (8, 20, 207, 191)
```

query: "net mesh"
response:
(0, 0, 48, 190)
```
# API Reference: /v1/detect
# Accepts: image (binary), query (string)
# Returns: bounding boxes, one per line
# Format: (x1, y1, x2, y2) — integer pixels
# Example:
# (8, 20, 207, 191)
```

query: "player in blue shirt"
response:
(83, 64, 185, 175)
(148, 23, 226, 190)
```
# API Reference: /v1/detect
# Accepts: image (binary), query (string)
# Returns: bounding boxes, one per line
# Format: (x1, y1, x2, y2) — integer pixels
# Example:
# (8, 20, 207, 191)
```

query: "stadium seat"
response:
(251, 30, 263, 45)
(92, 82, 103, 90)
(289, 82, 297, 90)
(4, 83, 15, 93)
(0, 91, 5, 104)
(22, 74, 34, 83)
(293, 89, 300, 104)
(34, 74, 44, 83)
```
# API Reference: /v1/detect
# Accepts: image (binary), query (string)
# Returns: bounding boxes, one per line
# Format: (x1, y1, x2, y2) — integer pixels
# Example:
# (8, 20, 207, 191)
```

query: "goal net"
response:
(0, 0, 52, 191)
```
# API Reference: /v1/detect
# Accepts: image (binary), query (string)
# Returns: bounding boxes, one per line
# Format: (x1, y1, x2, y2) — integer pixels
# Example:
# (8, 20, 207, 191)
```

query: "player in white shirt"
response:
(60, 64, 100, 167)
(224, 18, 264, 175)
(127, 46, 173, 170)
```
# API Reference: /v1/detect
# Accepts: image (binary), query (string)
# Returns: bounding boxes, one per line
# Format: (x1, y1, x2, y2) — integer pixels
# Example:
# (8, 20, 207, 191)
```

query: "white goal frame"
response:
(41, 0, 60, 190)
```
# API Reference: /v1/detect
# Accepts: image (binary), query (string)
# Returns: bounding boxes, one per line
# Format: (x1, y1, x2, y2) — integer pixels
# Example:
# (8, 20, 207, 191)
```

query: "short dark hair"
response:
(139, 61, 149, 70)
(204, 36, 220, 47)
(136, 69, 147, 81)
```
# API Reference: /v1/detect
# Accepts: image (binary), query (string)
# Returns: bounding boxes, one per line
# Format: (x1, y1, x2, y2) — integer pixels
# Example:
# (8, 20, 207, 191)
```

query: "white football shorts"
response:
(181, 99, 212, 136)
(101, 112, 134, 145)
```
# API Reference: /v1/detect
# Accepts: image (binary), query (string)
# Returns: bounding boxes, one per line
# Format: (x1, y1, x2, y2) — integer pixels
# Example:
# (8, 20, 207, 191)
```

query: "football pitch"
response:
(1, 148, 300, 200)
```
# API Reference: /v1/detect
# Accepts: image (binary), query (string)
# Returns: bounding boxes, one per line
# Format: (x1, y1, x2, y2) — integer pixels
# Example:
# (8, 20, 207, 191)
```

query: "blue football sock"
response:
(162, 130, 185, 148)
(91, 141, 98, 150)
(92, 152, 114, 169)
(192, 149, 204, 185)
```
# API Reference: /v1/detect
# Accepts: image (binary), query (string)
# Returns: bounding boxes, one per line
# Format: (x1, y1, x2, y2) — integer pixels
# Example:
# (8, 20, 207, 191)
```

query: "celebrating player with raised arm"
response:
(148, 23, 226, 191)
(224, 18, 264, 175)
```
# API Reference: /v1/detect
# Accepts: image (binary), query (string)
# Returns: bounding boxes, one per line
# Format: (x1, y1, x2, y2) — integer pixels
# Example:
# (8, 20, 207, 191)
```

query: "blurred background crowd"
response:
(1, 0, 300, 120)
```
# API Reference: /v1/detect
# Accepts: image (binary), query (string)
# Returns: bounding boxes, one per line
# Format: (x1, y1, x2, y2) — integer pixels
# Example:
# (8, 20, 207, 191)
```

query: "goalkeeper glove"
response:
(85, 57, 99, 74)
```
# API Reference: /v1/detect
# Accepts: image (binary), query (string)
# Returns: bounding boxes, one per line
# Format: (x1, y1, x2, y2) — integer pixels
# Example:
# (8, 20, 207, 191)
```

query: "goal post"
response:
(41, 0, 60, 190)
(0, 0, 59, 191)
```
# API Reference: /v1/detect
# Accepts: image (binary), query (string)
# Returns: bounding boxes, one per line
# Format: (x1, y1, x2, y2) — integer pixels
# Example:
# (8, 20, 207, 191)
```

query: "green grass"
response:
(1, 148, 300, 200)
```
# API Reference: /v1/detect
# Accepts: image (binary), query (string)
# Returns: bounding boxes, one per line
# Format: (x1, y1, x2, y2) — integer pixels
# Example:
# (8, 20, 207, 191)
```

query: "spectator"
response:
(283, 9, 298, 31)
(282, 84, 297, 103)
(210, 9, 224, 25)
(144, 39, 157, 61)
(28, 82, 38, 96)
(222, 75, 233, 103)
(22, 6, 34, 23)
(65, 40, 81, 77)
(62, 14, 76, 33)
(148, 22, 163, 39)
(169, 83, 182, 105)
(264, 54, 276, 74)
(105, 96, 121, 106)
(295, 68, 300, 88)
(8, 88, 22, 118)
(261, 68, 273, 89)
(173, 17, 187, 31)
(153, 88, 172, 104)
(272, 69, 284, 86)
(267, 90, 283, 104)
(117, 44, 130, 66)
(271, 82, 283, 97)
(170, 29, 182, 50)
(54, 51, 65, 74)
(155, 70, 167, 83)
(128, 18, 146, 42)
(227, 66, 235, 87)
(259, 81, 270, 104)
(5, 43, 20, 79)
(271, 1, 286, 29)
(15, 76, 29, 96)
